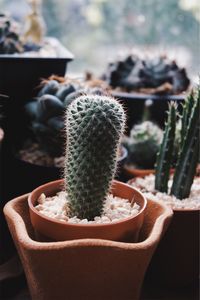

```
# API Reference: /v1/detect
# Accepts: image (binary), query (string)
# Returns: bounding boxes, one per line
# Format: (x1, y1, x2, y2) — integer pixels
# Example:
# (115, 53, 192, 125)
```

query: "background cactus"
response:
(65, 95, 125, 220)
(155, 102, 176, 192)
(171, 87, 200, 199)
(155, 85, 200, 199)
(0, 14, 23, 54)
(102, 54, 190, 94)
(25, 77, 108, 157)
(125, 121, 163, 169)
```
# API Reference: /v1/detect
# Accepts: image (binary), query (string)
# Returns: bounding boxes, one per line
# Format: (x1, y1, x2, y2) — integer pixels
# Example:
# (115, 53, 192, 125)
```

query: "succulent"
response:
(0, 14, 23, 54)
(25, 78, 77, 157)
(102, 55, 190, 95)
(171, 87, 200, 199)
(155, 85, 200, 199)
(65, 95, 125, 220)
(25, 77, 108, 157)
(155, 103, 176, 192)
(125, 121, 163, 169)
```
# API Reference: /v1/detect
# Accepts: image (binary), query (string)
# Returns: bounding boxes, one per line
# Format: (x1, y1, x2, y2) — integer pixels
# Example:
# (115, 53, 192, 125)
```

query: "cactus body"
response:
(37, 94, 64, 122)
(171, 92, 200, 199)
(56, 84, 76, 102)
(126, 121, 163, 169)
(65, 95, 125, 220)
(181, 90, 196, 147)
(38, 80, 60, 97)
(155, 103, 176, 192)
(25, 78, 109, 158)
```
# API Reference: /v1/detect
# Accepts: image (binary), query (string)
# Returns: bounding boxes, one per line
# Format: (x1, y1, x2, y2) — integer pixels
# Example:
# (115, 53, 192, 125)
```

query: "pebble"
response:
(35, 191, 141, 223)
(130, 175, 200, 210)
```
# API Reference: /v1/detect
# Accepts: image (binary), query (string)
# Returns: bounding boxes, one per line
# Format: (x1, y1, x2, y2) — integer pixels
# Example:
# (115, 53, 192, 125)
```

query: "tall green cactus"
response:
(155, 103, 176, 192)
(171, 88, 200, 199)
(180, 90, 196, 147)
(65, 95, 125, 220)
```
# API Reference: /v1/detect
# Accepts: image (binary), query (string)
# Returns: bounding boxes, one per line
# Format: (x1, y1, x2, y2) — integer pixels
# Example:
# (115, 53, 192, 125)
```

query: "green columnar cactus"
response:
(171, 89, 200, 199)
(126, 121, 163, 169)
(155, 103, 176, 193)
(65, 95, 125, 220)
(181, 90, 196, 147)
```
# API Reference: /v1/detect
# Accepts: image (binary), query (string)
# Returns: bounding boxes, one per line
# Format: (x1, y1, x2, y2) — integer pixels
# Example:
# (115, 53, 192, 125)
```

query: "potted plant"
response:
(5, 77, 127, 202)
(0, 10, 74, 101)
(0, 5, 74, 157)
(4, 94, 173, 300)
(123, 120, 163, 178)
(101, 54, 190, 130)
(27, 94, 147, 241)
(129, 86, 200, 287)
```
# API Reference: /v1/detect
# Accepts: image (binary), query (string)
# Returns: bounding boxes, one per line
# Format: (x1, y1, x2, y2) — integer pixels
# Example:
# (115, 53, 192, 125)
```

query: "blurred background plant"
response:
(0, 0, 199, 78)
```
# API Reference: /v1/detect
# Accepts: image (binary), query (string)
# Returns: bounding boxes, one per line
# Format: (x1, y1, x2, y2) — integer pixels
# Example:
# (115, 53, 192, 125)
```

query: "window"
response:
(1, 0, 199, 77)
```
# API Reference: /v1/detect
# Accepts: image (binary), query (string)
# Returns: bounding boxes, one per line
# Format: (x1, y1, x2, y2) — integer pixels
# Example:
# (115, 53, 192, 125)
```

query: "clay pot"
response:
(28, 180, 147, 242)
(4, 193, 172, 300)
(146, 207, 199, 288)
(124, 165, 155, 178)
(128, 177, 199, 288)
(124, 166, 175, 179)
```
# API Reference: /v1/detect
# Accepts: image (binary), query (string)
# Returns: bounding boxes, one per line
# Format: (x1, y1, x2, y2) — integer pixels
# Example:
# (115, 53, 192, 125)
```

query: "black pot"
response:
(2, 148, 62, 203)
(112, 91, 184, 133)
(0, 44, 74, 101)
(0, 43, 74, 142)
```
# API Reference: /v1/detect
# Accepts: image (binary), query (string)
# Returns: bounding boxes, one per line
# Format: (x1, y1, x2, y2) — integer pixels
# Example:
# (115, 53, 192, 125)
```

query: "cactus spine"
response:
(171, 88, 200, 199)
(65, 95, 125, 220)
(155, 103, 176, 193)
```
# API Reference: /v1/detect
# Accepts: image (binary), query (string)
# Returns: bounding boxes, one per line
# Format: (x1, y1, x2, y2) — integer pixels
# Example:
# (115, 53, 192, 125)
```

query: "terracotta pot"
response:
(124, 165, 155, 178)
(28, 180, 147, 242)
(4, 193, 172, 300)
(146, 207, 199, 288)
(128, 176, 199, 288)
(124, 166, 176, 179)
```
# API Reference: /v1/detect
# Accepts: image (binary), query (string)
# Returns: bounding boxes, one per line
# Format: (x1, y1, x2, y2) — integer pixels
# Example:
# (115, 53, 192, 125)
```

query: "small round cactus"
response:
(126, 121, 163, 169)
(65, 95, 126, 220)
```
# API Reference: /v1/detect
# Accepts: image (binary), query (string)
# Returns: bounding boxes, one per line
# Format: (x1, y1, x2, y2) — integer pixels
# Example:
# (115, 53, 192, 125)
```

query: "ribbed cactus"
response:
(180, 89, 195, 147)
(155, 85, 200, 199)
(171, 87, 200, 199)
(155, 102, 176, 193)
(126, 121, 163, 169)
(65, 95, 125, 220)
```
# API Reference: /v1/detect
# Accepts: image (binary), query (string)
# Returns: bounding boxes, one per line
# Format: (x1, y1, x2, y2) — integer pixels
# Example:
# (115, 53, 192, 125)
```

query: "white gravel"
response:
(129, 175, 200, 210)
(35, 191, 140, 223)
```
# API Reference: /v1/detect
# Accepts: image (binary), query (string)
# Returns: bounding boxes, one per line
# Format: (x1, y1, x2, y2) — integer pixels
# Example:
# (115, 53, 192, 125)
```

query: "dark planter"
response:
(0, 43, 74, 143)
(0, 46, 74, 102)
(2, 147, 62, 203)
(145, 208, 199, 289)
(112, 91, 184, 133)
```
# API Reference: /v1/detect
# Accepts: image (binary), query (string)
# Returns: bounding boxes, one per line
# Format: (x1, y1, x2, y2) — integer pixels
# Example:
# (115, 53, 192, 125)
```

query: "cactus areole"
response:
(65, 95, 126, 220)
